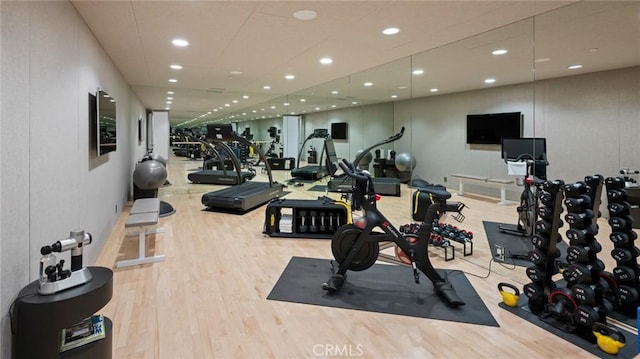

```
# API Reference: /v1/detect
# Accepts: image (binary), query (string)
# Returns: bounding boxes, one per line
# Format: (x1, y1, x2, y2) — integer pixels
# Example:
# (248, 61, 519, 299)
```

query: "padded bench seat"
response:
(450, 174, 514, 205)
(117, 199, 165, 268)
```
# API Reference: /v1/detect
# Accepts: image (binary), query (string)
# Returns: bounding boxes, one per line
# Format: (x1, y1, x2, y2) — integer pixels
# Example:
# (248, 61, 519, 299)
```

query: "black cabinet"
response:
(263, 197, 351, 238)
(12, 267, 113, 359)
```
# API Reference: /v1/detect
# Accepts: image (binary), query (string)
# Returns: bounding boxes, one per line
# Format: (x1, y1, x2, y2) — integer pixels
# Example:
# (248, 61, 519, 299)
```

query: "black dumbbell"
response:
(584, 174, 604, 189)
(563, 260, 605, 283)
(564, 195, 592, 213)
(538, 206, 557, 220)
(607, 189, 628, 202)
(543, 179, 565, 194)
(319, 211, 327, 232)
(574, 303, 611, 327)
(566, 225, 598, 244)
(566, 243, 602, 263)
(605, 176, 625, 190)
(612, 266, 637, 282)
(531, 234, 563, 249)
(525, 263, 559, 282)
(565, 211, 594, 227)
(535, 220, 564, 235)
(609, 231, 636, 245)
(564, 182, 589, 197)
(607, 202, 631, 217)
(617, 285, 640, 304)
(572, 283, 601, 305)
(524, 282, 551, 313)
(611, 247, 640, 263)
(609, 216, 634, 231)
(528, 248, 561, 265)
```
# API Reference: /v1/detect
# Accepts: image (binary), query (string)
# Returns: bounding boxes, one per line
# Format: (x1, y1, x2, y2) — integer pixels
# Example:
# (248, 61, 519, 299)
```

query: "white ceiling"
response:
(71, 1, 640, 127)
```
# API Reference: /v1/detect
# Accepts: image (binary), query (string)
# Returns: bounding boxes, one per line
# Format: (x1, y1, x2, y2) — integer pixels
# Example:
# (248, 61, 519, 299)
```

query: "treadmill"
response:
(201, 124, 284, 212)
(290, 129, 330, 180)
(188, 140, 255, 185)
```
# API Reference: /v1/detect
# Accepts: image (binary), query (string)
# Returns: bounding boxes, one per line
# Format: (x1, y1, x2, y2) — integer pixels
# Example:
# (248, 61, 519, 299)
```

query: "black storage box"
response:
(267, 157, 295, 170)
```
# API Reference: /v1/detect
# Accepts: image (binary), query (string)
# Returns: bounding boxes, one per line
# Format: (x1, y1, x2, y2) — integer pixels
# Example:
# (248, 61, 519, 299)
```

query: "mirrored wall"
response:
(188, 2, 639, 275)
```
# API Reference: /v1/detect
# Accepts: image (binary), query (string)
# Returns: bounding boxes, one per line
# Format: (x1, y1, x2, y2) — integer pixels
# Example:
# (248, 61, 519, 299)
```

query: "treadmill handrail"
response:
(296, 130, 331, 169)
(206, 124, 275, 186)
(199, 140, 229, 177)
(353, 127, 405, 168)
(215, 141, 244, 181)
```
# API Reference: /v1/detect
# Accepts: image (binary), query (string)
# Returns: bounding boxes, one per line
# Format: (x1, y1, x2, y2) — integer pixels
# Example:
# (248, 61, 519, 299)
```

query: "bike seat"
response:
(419, 187, 451, 200)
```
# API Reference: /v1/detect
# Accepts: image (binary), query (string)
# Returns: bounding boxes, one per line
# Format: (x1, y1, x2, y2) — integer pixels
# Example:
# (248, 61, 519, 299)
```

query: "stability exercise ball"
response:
(395, 152, 416, 172)
(150, 153, 167, 167)
(133, 160, 167, 190)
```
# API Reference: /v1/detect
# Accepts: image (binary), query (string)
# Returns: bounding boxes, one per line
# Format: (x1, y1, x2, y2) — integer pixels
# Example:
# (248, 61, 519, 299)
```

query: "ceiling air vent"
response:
(207, 88, 226, 93)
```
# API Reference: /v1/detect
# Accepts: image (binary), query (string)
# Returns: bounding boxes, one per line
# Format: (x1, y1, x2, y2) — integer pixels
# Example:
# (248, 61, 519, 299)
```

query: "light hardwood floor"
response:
(95, 153, 632, 358)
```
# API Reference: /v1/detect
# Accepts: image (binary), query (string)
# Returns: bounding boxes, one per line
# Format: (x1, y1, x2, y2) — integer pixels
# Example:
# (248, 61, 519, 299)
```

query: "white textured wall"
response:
(395, 66, 639, 199)
(0, 2, 143, 357)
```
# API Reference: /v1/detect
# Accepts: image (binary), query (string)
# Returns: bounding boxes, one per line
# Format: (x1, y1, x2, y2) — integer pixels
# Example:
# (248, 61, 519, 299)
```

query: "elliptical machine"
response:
(322, 127, 465, 307)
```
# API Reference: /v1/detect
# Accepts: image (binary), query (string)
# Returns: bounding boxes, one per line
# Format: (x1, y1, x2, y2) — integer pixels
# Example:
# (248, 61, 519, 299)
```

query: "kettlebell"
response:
(498, 282, 520, 307)
(592, 322, 625, 355)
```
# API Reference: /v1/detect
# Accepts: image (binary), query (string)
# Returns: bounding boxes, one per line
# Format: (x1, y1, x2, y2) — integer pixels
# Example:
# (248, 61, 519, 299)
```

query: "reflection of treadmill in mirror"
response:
(499, 137, 548, 237)
(290, 129, 330, 180)
(201, 124, 284, 212)
(187, 141, 255, 185)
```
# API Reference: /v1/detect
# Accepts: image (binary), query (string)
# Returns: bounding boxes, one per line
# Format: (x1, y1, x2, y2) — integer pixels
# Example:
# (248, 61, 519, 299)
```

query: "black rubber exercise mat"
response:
(500, 297, 637, 358)
(483, 221, 568, 267)
(267, 256, 499, 327)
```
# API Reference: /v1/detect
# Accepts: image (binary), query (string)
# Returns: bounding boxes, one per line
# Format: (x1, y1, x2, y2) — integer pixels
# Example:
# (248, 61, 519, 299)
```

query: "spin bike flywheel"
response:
(331, 224, 379, 271)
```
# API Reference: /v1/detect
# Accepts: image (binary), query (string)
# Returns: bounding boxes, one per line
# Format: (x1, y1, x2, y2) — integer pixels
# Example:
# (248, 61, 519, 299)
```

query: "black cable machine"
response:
(187, 140, 255, 185)
(290, 129, 331, 180)
(201, 124, 284, 212)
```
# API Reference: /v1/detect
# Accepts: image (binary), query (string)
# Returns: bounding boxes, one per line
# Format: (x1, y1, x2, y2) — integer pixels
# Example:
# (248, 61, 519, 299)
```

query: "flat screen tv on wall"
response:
(466, 112, 522, 145)
(331, 122, 348, 140)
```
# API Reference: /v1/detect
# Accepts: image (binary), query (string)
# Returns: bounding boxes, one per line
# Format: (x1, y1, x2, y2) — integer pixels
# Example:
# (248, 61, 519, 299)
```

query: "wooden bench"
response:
(450, 174, 514, 205)
(118, 198, 166, 268)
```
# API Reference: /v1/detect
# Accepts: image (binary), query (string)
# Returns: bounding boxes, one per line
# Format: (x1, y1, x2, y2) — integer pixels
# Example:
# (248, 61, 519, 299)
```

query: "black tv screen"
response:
(331, 122, 348, 140)
(466, 112, 521, 145)
(501, 137, 547, 160)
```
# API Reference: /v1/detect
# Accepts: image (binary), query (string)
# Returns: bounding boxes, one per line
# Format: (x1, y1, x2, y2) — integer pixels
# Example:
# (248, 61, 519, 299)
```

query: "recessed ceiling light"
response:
(170, 64, 183, 70)
(331, 90, 339, 94)
(167, 91, 174, 95)
(242, 95, 249, 99)
(285, 74, 295, 80)
(293, 10, 317, 21)
(352, 101, 358, 105)
(391, 95, 398, 99)
(167, 97, 173, 100)
(382, 27, 400, 35)
(284, 102, 290, 106)
(225, 104, 230, 107)
(364, 82, 373, 87)
(252, 110, 257, 113)
(331, 104, 337, 108)
(232, 100, 238, 103)
(165, 107, 170, 110)
(300, 98, 306, 102)
(398, 86, 409, 90)
(588, 48, 599, 52)
(230, 70, 243, 75)
(484, 78, 496, 84)
(315, 107, 320, 111)
(213, 109, 218, 112)
(412, 69, 424, 75)
(492, 49, 508, 55)
(430, 88, 439, 92)
(168, 79, 178, 83)
(534, 57, 552, 63)
(320, 57, 333, 65)
(568, 64, 583, 70)
(171, 39, 189, 47)
(271, 105, 276, 109)
(263, 85, 271, 90)
(166, 101, 172, 104)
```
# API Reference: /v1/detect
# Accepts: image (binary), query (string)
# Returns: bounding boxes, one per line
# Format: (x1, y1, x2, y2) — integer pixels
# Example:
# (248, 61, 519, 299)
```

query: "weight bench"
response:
(118, 198, 166, 268)
(451, 174, 514, 205)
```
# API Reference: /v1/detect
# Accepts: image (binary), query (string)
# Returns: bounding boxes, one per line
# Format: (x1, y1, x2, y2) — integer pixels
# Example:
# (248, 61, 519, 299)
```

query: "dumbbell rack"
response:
(605, 176, 640, 317)
(523, 180, 564, 314)
(263, 197, 351, 238)
(544, 176, 610, 342)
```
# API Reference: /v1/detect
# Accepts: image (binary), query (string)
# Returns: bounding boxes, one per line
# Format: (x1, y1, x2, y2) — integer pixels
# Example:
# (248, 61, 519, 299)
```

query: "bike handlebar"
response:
(339, 159, 369, 182)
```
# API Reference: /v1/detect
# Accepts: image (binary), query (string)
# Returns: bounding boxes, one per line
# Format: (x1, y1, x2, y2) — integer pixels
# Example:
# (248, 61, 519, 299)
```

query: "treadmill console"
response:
(313, 129, 329, 138)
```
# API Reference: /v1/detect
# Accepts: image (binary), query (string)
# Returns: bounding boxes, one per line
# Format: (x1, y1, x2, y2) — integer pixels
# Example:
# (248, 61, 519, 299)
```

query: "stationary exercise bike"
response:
(322, 128, 465, 307)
